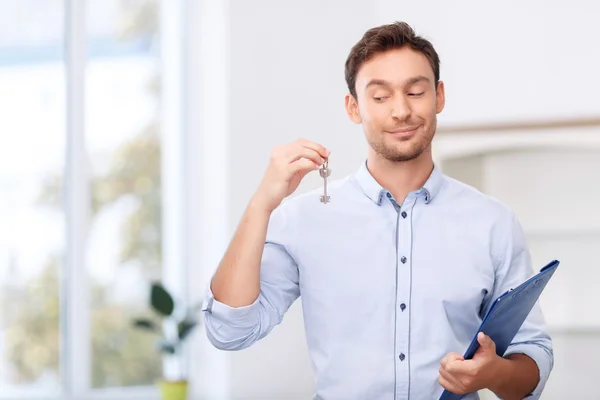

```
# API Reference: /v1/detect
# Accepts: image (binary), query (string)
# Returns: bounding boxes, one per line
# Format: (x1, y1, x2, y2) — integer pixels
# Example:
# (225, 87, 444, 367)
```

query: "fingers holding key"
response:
(253, 139, 331, 212)
(287, 145, 326, 167)
(295, 138, 330, 161)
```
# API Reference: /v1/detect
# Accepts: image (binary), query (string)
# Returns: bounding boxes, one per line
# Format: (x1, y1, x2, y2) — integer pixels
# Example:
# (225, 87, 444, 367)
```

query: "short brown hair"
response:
(345, 21, 440, 99)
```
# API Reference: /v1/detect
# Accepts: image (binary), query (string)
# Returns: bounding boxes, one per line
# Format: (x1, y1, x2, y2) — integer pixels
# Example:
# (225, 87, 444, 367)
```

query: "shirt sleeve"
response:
(201, 205, 301, 351)
(488, 210, 554, 399)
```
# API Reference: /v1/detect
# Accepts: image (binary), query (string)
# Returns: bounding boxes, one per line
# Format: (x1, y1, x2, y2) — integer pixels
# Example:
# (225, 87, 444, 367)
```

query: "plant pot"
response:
(159, 379, 188, 400)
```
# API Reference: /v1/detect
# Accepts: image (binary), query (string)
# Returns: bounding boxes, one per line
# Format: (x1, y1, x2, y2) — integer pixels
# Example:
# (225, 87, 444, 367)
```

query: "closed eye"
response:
(408, 92, 425, 97)
(374, 96, 390, 101)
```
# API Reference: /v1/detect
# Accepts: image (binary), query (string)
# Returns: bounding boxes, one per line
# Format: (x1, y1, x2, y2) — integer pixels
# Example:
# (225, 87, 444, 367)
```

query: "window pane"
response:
(86, 0, 162, 388)
(0, 0, 64, 393)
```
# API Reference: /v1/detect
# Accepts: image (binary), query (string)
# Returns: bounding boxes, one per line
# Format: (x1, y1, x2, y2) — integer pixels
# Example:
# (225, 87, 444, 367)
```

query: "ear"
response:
(435, 81, 445, 114)
(344, 93, 362, 124)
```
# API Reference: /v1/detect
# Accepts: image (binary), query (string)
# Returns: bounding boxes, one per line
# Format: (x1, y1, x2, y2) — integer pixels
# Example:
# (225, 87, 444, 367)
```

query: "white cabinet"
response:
(433, 122, 600, 399)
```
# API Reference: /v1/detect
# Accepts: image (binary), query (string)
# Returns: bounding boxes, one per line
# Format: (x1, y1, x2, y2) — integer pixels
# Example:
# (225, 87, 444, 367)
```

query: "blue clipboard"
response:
(439, 259, 560, 400)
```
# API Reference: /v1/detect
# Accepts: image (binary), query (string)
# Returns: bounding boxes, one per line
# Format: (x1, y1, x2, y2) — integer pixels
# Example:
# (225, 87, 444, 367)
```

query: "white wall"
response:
(373, 0, 600, 126)
(199, 1, 600, 398)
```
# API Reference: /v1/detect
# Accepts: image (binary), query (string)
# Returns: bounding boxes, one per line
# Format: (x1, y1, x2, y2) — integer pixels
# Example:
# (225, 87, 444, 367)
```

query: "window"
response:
(0, 0, 231, 397)
(84, 0, 162, 388)
(0, 0, 65, 396)
(0, 0, 190, 398)
(85, 0, 162, 389)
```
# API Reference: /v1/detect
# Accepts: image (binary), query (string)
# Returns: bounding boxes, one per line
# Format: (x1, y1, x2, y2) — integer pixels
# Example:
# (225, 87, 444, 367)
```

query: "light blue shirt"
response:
(202, 160, 553, 400)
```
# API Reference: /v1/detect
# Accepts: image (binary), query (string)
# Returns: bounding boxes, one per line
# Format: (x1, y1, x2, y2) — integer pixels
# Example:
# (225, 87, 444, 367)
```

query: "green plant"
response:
(132, 282, 202, 358)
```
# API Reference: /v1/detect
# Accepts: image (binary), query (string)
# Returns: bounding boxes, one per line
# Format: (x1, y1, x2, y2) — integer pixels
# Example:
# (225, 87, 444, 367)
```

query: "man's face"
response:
(345, 46, 445, 163)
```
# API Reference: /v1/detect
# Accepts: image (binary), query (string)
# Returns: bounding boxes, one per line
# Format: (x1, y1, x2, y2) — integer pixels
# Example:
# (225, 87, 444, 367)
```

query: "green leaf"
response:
(150, 282, 174, 316)
(178, 319, 198, 341)
(157, 340, 176, 355)
(132, 318, 159, 332)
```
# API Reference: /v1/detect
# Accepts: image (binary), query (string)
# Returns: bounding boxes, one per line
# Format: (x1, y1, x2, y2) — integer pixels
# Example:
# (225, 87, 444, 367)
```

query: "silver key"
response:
(319, 159, 331, 204)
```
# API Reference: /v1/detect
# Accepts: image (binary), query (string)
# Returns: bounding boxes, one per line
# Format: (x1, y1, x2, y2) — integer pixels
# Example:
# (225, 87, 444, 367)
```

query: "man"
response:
(202, 21, 553, 399)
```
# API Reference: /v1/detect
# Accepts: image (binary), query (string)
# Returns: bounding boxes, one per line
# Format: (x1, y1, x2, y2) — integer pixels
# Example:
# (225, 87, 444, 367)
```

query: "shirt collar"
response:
(353, 159, 445, 205)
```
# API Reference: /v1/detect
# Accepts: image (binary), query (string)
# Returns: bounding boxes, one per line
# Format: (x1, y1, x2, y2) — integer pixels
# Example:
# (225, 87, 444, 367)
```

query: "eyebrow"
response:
(365, 79, 393, 90)
(365, 75, 431, 90)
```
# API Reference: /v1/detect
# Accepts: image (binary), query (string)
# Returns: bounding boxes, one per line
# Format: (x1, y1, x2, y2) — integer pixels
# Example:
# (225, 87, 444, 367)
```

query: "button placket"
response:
(394, 196, 416, 396)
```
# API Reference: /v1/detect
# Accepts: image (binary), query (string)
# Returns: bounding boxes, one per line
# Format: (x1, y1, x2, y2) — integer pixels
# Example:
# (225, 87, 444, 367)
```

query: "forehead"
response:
(356, 47, 435, 88)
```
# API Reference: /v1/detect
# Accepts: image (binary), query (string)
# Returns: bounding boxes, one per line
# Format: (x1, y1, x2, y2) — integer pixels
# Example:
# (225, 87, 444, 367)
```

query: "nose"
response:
(391, 95, 411, 121)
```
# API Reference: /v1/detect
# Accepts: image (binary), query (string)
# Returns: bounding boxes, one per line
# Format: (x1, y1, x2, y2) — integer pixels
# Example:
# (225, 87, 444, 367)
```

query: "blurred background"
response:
(0, 0, 597, 399)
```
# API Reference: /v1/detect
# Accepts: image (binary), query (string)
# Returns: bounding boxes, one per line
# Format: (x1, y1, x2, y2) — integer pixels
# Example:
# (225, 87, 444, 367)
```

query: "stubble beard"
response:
(367, 120, 436, 163)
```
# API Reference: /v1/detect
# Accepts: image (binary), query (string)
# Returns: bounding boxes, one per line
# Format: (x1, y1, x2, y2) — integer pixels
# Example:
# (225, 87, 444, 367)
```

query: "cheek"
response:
(361, 103, 388, 127)
(414, 101, 437, 122)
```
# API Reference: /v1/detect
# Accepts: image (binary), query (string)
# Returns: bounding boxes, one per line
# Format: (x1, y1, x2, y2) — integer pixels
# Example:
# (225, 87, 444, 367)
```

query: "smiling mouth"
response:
(386, 125, 421, 137)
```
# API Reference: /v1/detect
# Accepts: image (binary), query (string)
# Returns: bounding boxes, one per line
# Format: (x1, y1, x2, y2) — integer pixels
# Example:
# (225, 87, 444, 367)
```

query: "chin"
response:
(377, 138, 429, 163)
(384, 151, 423, 163)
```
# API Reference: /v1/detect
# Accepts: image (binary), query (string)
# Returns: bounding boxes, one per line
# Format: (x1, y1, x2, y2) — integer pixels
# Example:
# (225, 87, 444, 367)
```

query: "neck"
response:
(366, 146, 434, 203)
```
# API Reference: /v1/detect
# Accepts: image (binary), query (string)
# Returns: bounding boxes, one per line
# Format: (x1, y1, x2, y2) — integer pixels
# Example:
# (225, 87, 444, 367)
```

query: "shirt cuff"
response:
(201, 285, 261, 329)
(503, 343, 553, 399)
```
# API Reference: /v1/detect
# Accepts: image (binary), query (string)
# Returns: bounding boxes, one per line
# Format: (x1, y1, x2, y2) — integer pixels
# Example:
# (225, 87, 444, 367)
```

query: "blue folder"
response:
(439, 259, 560, 400)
